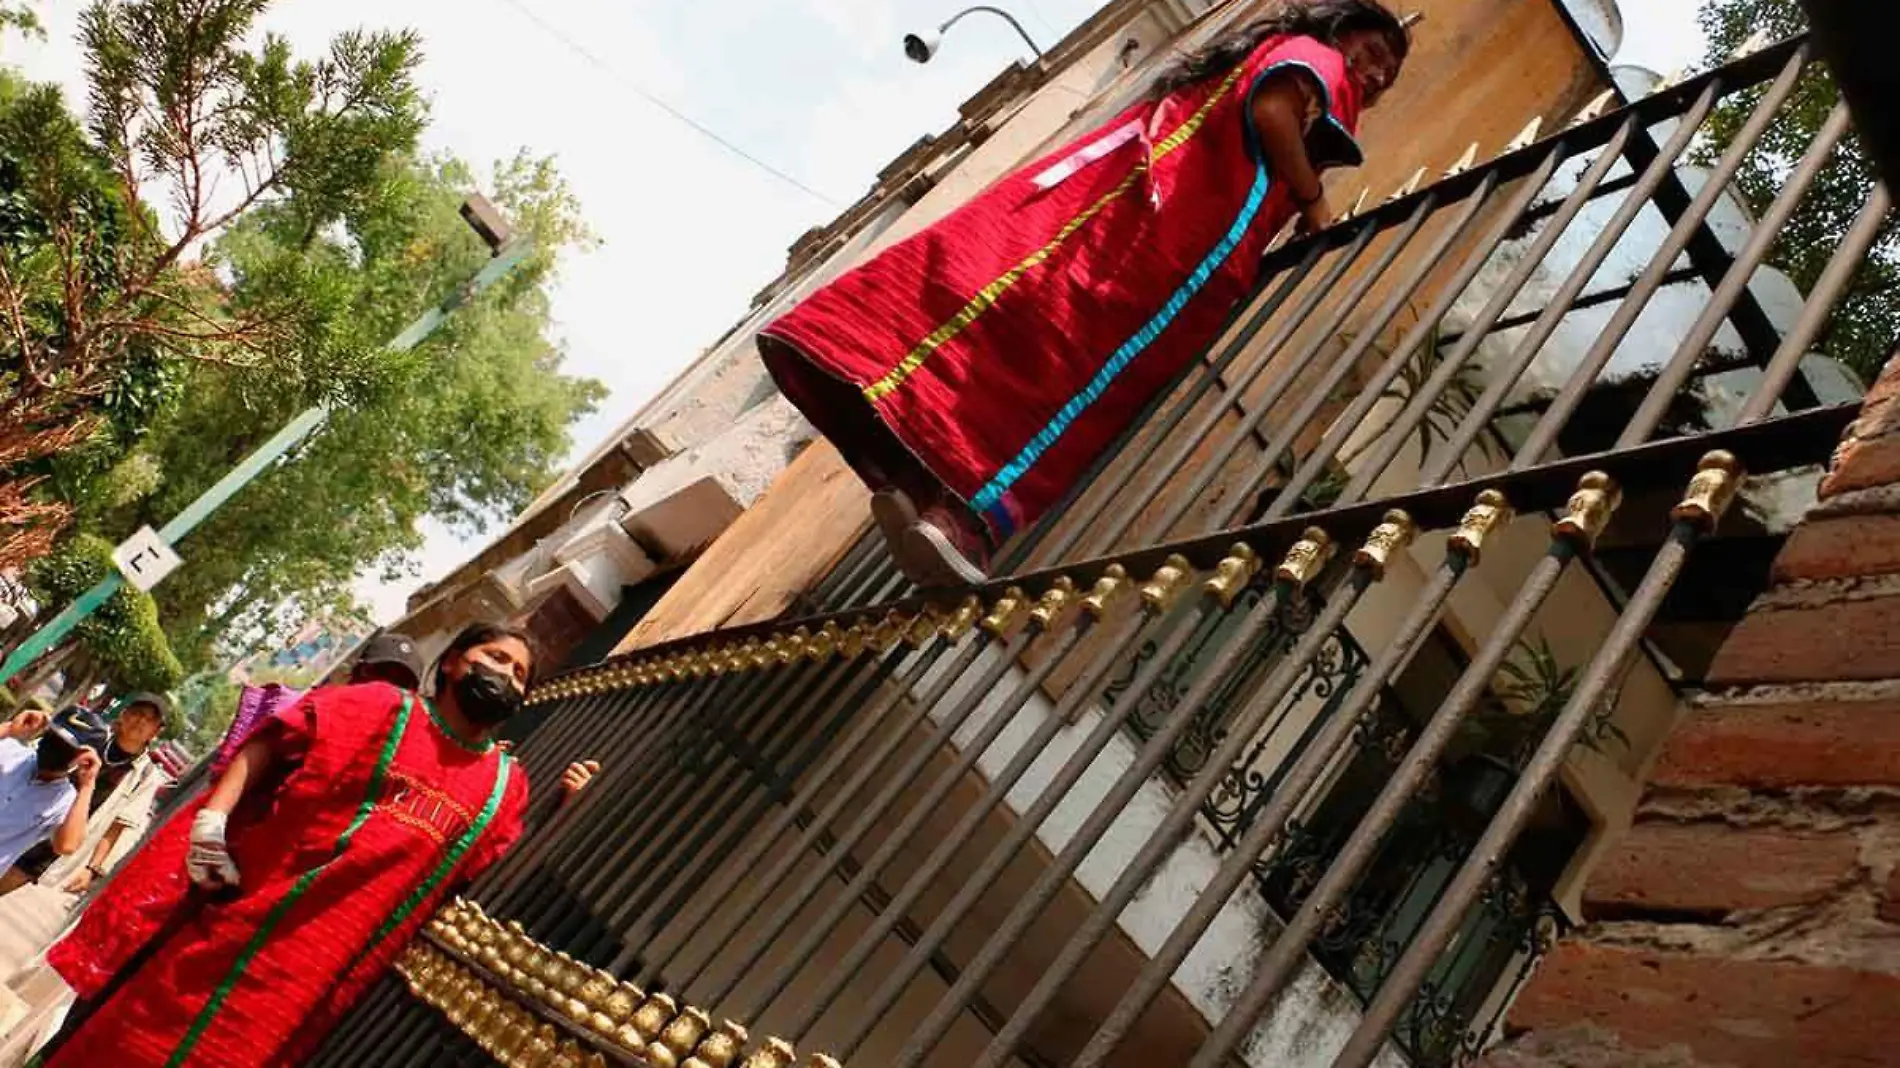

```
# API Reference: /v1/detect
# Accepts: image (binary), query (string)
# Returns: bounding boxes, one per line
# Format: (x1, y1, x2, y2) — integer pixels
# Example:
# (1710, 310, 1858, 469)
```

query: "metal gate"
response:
(315, 28, 1894, 1068)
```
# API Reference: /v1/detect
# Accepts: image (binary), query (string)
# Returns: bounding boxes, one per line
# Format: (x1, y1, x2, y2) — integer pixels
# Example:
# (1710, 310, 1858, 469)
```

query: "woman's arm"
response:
(1250, 74, 1332, 234)
(204, 737, 276, 816)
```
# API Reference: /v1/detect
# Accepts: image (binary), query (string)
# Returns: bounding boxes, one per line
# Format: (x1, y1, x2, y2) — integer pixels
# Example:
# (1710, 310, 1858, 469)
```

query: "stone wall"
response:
(1479, 352, 1900, 1067)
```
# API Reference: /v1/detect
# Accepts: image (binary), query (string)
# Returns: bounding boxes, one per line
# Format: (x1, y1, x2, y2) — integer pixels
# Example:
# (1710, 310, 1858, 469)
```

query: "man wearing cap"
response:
(1, 694, 171, 897)
(0, 707, 105, 875)
(347, 633, 425, 691)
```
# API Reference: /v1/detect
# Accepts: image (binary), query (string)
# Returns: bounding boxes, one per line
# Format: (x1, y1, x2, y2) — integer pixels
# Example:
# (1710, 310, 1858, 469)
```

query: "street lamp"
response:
(904, 5, 1044, 64)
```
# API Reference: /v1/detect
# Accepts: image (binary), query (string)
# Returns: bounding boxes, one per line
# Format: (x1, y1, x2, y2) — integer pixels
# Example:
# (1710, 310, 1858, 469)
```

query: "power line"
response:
(492, 0, 844, 209)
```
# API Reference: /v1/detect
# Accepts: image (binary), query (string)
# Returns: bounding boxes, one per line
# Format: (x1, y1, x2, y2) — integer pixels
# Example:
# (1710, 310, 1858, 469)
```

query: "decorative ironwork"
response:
(1102, 580, 1571, 1068)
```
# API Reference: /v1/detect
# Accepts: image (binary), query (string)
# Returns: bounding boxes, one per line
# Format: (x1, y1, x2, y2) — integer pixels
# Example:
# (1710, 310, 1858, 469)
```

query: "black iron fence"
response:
(316, 28, 1893, 1068)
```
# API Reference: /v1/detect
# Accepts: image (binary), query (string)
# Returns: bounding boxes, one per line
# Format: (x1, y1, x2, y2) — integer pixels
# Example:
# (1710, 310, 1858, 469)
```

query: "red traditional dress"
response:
(763, 34, 1366, 540)
(45, 682, 528, 1068)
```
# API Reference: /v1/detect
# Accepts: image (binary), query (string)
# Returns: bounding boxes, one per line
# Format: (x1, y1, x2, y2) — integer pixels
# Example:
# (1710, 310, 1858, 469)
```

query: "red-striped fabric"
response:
(46, 683, 527, 1068)
(763, 35, 1363, 539)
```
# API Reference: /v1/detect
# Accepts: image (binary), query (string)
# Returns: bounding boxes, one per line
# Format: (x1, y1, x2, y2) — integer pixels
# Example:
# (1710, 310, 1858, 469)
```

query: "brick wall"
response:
(1479, 353, 1900, 1068)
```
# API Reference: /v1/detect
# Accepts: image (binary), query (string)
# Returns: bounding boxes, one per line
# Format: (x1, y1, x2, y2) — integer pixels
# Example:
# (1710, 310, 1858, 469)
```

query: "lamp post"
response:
(904, 5, 1044, 64)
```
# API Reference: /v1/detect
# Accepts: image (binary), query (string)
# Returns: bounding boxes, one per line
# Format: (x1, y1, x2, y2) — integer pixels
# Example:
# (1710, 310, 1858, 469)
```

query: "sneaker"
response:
(895, 505, 991, 587)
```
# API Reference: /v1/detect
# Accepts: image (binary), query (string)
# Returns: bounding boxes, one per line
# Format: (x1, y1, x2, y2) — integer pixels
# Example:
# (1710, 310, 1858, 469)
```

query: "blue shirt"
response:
(0, 737, 77, 869)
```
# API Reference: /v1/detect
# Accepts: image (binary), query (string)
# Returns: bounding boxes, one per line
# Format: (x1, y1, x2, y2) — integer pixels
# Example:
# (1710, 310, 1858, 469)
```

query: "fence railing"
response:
(315, 29, 1894, 1068)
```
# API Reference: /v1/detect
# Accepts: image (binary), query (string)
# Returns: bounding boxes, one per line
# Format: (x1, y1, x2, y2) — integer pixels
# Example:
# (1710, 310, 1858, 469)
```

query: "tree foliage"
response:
(80, 152, 604, 668)
(1697, 0, 1898, 382)
(0, 0, 426, 565)
(25, 532, 183, 692)
(3, 0, 604, 672)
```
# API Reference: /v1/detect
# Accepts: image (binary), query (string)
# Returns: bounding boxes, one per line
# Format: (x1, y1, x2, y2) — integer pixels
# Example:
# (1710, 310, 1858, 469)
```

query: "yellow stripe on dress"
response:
(861, 64, 1250, 404)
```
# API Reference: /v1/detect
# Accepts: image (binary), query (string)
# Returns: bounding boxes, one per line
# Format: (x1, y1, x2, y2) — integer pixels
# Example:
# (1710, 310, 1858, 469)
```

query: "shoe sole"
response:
(900, 522, 989, 587)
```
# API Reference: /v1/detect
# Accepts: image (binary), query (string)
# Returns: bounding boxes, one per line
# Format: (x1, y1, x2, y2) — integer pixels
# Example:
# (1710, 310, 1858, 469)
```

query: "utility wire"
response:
(493, 0, 845, 209)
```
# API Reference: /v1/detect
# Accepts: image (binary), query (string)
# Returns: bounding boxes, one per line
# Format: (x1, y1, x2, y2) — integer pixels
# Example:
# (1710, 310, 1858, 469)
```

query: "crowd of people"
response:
(0, 621, 601, 1068)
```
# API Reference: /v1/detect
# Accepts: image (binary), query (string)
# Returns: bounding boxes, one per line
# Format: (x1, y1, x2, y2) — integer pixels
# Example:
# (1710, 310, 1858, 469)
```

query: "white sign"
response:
(111, 526, 184, 592)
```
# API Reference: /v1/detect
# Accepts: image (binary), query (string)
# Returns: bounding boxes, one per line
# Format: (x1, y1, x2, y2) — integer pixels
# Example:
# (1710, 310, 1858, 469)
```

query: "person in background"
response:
(35, 622, 598, 1068)
(760, 0, 1411, 584)
(345, 632, 425, 691)
(0, 708, 106, 875)
(0, 695, 170, 897)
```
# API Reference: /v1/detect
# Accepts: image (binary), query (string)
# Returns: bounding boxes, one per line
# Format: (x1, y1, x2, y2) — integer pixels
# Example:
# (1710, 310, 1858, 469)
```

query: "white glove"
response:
(186, 810, 241, 891)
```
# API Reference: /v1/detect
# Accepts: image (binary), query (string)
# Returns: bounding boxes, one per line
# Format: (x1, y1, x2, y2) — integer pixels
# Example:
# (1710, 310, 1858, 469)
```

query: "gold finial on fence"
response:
(646, 1006, 712, 1068)
(902, 610, 940, 647)
(806, 1056, 844, 1068)
(1276, 527, 1336, 588)
(1506, 115, 1544, 153)
(1354, 510, 1417, 578)
(1571, 88, 1617, 128)
(1443, 142, 1478, 177)
(1671, 450, 1744, 532)
(1202, 544, 1262, 607)
(1386, 166, 1426, 202)
(1553, 472, 1622, 549)
(1333, 188, 1369, 225)
(741, 1038, 799, 1068)
(980, 587, 1030, 636)
(1139, 554, 1195, 614)
(838, 621, 869, 658)
(940, 595, 983, 641)
(683, 1020, 751, 1068)
(1449, 489, 1514, 563)
(1030, 577, 1079, 630)
(1730, 27, 1773, 60)
(1080, 564, 1130, 618)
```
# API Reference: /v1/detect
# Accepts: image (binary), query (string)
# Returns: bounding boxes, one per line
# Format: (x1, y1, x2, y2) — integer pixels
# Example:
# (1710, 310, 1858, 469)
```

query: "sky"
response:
(8, 0, 1713, 624)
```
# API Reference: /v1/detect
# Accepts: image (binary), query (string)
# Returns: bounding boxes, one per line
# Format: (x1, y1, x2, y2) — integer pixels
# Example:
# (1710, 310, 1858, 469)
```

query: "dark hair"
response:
(432, 621, 539, 694)
(1149, 0, 1410, 98)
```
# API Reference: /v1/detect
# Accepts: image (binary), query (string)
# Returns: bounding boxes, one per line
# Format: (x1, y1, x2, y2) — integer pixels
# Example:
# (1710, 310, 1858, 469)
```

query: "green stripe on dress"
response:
(360, 751, 511, 957)
(164, 693, 415, 1067)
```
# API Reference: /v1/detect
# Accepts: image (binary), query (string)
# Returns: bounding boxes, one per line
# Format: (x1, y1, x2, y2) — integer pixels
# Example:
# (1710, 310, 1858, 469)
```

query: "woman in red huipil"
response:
(761, 0, 1410, 584)
(38, 622, 592, 1068)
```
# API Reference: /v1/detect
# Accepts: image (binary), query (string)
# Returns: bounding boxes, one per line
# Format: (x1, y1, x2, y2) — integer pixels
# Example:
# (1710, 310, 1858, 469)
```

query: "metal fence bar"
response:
(1064, 229, 1383, 560)
(623, 639, 942, 975)
(891, 554, 1285, 1067)
(1514, 44, 1812, 466)
(576, 650, 899, 957)
(1621, 103, 1853, 445)
(543, 659, 842, 943)
(1419, 75, 1729, 486)
(1341, 119, 1636, 502)
(706, 618, 1046, 1010)
(1132, 200, 1440, 548)
(510, 669, 777, 929)
(741, 594, 1099, 1029)
(974, 551, 1390, 1066)
(1009, 239, 1335, 572)
(818, 601, 1157, 1057)
(1212, 181, 1504, 531)
(1737, 184, 1894, 425)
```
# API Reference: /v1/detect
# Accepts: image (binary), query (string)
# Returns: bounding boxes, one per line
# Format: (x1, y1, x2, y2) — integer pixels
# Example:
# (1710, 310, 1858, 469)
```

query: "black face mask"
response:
(452, 662, 523, 728)
(35, 733, 82, 776)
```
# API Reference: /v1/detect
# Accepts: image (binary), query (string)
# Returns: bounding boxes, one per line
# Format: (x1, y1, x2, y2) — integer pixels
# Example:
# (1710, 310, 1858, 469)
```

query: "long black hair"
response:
(433, 620, 540, 695)
(1149, 0, 1410, 98)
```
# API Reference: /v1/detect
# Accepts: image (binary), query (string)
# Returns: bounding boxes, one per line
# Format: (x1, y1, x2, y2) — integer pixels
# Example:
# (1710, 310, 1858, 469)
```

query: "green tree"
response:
(21, 532, 183, 697)
(1697, 0, 1898, 382)
(0, 3, 41, 45)
(0, 0, 426, 566)
(84, 152, 604, 668)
